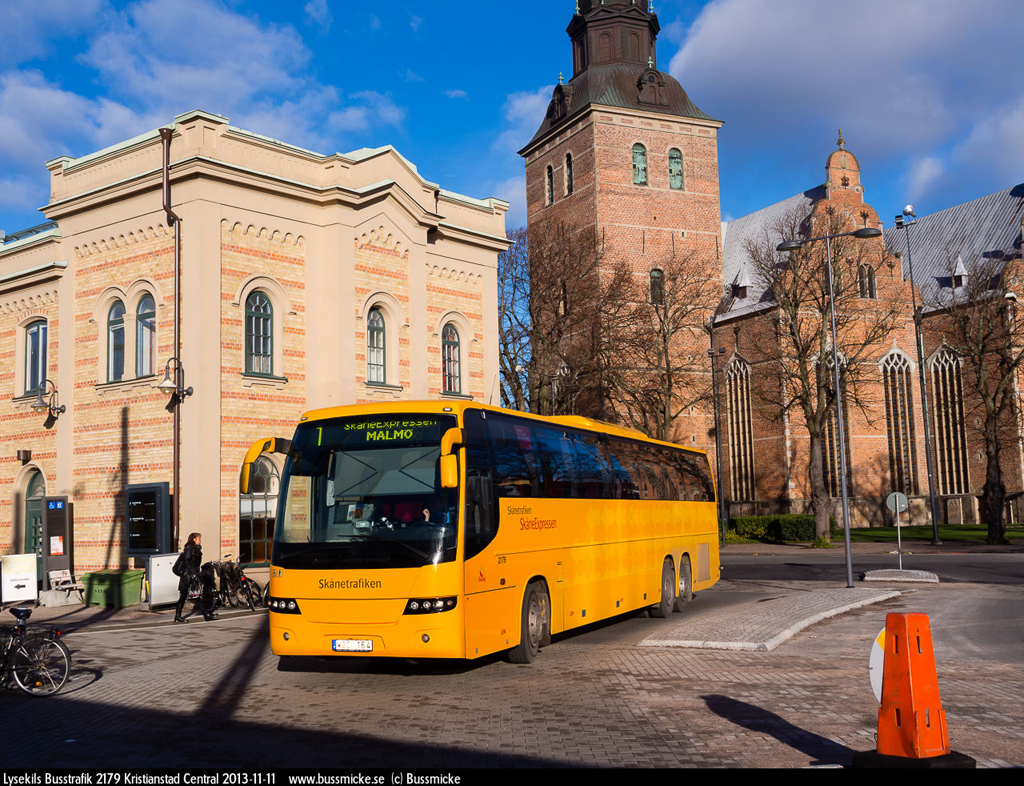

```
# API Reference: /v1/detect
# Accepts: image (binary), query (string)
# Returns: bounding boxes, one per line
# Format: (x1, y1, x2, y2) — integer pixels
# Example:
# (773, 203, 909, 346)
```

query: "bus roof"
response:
(296, 401, 709, 457)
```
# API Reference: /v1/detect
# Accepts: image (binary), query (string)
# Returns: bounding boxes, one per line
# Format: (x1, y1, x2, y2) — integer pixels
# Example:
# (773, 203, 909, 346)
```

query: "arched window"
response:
(545, 165, 554, 206)
(239, 455, 278, 565)
(367, 308, 386, 384)
(565, 154, 574, 196)
(245, 291, 273, 375)
(107, 301, 126, 382)
(858, 264, 877, 299)
(882, 352, 918, 495)
(726, 359, 755, 501)
(649, 269, 665, 306)
(25, 320, 47, 396)
(442, 323, 461, 394)
(669, 148, 684, 190)
(931, 347, 969, 494)
(632, 143, 648, 186)
(136, 294, 156, 377)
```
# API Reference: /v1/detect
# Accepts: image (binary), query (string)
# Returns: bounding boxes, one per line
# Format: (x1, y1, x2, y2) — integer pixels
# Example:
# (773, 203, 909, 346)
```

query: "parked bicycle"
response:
(211, 555, 262, 611)
(1, 606, 71, 697)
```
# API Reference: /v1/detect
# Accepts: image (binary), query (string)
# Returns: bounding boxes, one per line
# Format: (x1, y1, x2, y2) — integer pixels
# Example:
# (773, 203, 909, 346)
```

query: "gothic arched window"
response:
(882, 352, 918, 495)
(931, 347, 969, 494)
(564, 154, 574, 196)
(546, 165, 554, 206)
(726, 358, 755, 501)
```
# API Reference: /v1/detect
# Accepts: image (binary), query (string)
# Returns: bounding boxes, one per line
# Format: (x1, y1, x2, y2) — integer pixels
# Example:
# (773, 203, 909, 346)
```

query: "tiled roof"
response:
(883, 184, 1024, 311)
(716, 186, 824, 321)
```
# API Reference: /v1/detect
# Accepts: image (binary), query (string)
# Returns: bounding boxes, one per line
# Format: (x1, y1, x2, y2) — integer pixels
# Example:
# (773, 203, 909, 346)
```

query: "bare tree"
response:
(745, 207, 904, 541)
(607, 249, 717, 441)
(497, 226, 531, 411)
(497, 219, 612, 416)
(925, 253, 1023, 543)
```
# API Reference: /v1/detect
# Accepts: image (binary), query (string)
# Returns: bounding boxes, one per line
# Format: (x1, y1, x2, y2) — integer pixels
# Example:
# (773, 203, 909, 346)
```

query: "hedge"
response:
(731, 513, 838, 542)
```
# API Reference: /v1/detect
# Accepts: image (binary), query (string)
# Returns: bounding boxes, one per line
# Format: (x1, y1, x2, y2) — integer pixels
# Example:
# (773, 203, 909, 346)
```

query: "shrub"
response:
(730, 514, 837, 543)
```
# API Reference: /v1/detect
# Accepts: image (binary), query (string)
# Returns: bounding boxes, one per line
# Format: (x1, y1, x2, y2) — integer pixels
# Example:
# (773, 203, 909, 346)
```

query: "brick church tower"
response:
(519, 0, 724, 448)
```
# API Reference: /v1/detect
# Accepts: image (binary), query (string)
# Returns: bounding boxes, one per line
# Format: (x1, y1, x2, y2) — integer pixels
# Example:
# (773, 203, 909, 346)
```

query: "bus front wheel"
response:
(508, 581, 549, 664)
(650, 558, 674, 618)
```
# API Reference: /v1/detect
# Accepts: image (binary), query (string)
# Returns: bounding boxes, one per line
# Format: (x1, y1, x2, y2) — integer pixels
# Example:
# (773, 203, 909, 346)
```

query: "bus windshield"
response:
(273, 414, 459, 570)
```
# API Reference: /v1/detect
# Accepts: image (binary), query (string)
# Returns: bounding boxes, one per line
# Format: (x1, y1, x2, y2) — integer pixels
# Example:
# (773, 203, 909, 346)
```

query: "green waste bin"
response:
(82, 569, 145, 608)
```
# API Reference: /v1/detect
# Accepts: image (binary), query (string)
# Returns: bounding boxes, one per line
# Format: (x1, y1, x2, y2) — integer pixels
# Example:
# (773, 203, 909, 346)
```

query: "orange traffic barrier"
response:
(854, 612, 975, 768)
(876, 612, 949, 758)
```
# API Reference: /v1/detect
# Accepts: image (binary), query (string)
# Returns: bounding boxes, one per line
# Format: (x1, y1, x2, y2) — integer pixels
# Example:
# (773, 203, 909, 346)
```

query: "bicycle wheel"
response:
(246, 578, 263, 607)
(241, 581, 256, 611)
(11, 635, 71, 696)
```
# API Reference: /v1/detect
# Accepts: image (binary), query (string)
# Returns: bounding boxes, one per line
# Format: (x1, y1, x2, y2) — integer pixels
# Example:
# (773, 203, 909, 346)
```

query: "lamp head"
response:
(903, 205, 916, 218)
(851, 227, 882, 239)
(776, 239, 806, 252)
(1005, 291, 1018, 303)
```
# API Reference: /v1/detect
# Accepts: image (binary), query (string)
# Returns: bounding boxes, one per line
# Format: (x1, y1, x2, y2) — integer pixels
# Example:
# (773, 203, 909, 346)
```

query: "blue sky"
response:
(2, 0, 1022, 237)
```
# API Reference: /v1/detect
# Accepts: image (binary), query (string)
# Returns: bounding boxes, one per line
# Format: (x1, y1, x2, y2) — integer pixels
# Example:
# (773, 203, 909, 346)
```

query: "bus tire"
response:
(650, 558, 674, 618)
(674, 556, 693, 612)
(508, 581, 549, 664)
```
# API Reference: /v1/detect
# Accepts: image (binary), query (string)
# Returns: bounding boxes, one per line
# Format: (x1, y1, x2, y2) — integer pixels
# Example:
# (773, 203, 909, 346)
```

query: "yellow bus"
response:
(242, 401, 720, 663)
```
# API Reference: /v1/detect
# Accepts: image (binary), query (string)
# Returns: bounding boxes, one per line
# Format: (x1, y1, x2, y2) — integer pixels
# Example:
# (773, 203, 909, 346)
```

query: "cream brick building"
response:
(0, 109, 509, 576)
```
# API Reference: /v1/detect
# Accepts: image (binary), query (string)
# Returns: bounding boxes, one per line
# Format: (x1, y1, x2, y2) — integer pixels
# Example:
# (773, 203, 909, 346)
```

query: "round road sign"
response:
(886, 491, 909, 514)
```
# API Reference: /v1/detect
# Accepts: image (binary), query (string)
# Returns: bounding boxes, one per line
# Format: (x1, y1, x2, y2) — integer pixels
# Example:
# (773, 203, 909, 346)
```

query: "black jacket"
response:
(177, 542, 203, 593)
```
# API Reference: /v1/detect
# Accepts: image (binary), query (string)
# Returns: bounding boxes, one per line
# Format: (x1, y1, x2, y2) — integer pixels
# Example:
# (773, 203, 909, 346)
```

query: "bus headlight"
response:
(268, 597, 302, 614)
(404, 597, 457, 615)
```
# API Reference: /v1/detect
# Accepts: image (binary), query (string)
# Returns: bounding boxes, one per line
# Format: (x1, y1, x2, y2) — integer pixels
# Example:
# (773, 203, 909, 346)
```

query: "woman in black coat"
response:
(174, 532, 214, 622)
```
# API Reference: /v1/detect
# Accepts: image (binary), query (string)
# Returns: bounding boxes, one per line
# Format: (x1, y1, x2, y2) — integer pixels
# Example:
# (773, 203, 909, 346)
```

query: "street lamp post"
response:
(777, 225, 882, 588)
(893, 206, 942, 545)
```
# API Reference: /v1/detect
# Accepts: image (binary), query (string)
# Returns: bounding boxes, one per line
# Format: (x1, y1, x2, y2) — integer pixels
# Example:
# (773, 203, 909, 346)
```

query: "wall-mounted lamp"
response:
(30, 378, 66, 419)
(158, 356, 193, 403)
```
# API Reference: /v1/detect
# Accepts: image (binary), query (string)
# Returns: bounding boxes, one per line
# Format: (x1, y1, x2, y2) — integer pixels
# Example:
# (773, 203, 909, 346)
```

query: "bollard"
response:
(854, 612, 975, 768)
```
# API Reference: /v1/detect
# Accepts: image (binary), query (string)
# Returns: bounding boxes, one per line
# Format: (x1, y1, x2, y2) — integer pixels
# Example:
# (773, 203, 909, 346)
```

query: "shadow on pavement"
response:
(703, 694, 858, 767)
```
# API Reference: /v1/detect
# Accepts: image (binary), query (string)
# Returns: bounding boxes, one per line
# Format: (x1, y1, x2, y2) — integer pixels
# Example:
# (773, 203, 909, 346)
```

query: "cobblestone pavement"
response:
(2, 572, 1021, 770)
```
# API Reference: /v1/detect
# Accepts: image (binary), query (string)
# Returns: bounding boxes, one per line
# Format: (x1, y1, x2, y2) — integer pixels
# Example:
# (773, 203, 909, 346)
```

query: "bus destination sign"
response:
(301, 415, 454, 449)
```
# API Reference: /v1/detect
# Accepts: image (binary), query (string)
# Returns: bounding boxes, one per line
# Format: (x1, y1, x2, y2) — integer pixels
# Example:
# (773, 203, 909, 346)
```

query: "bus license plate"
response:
(333, 639, 373, 652)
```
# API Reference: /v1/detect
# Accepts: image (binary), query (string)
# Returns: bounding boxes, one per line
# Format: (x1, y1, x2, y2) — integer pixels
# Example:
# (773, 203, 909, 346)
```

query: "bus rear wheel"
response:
(650, 558, 674, 618)
(508, 581, 549, 664)
(674, 557, 692, 612)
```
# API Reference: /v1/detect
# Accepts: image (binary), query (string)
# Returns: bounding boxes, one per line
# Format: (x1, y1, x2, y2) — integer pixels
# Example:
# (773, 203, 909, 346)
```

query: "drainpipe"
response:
(159, 127, 183, 550)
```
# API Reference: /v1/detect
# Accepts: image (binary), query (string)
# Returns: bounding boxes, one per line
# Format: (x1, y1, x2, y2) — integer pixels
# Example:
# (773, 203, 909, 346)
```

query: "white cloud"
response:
(444, 89, 469, 100)
(0, 0, 106, 66)
(495, 86, 553, 155)
(328, 92, 406, 136)
(303, 0, 333, 32)
(905, 157, 945, 204)
(668, 0, 1024, 210)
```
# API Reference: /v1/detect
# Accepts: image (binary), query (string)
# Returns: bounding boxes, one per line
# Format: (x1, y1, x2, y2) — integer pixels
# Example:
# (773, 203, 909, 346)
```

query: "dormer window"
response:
(733, 271, 752, 300)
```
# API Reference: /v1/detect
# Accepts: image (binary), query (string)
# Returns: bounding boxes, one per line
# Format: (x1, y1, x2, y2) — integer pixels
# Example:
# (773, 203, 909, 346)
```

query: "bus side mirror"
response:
(440, 454, 459, 489)
(441, 427, 463, 457)
(240, 436, 292, 494)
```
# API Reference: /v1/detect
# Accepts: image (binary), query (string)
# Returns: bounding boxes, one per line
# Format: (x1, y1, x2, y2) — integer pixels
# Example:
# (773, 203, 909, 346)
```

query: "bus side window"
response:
(534, 425, 576, 498)
(674, 452, 712, 501)
(572, 433, 613, 499)
(488, 414, 536, 497)
(605, 439, 640, 500)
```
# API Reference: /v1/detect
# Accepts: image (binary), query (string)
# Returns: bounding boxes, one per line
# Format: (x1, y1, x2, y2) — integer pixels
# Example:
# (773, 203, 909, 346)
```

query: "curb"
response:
(639, 588, 901, 652)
